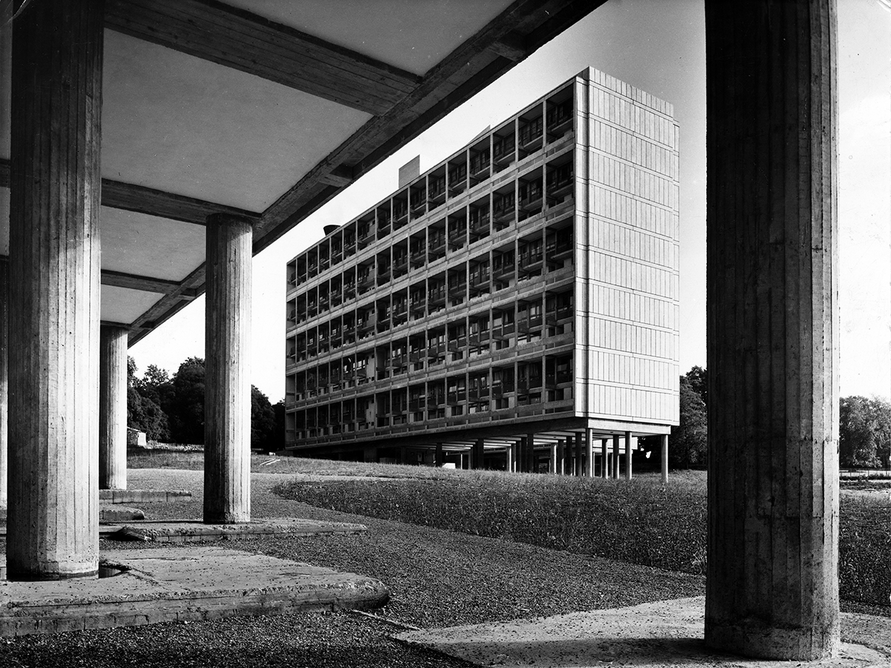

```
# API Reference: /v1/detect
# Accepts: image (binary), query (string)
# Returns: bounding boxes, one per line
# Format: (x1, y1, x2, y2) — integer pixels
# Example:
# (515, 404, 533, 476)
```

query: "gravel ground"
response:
(0, 468, 735, 666)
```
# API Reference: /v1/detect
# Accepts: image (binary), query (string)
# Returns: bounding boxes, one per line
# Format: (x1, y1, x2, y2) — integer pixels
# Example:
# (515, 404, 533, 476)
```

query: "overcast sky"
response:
(131, 0, 891, 404)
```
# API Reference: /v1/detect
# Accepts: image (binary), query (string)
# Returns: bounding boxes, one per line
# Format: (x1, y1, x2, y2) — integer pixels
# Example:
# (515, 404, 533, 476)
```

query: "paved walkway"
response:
(397, 597, 891, 667)
(0, 547, 388, 636)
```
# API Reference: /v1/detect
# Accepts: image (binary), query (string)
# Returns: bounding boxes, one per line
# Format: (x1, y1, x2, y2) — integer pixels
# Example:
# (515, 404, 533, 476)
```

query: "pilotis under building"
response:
(284, 68, 679, 476)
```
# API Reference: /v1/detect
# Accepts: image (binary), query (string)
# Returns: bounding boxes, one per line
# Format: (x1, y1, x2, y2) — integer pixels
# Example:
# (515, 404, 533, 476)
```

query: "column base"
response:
(7, 567, 98, 582)
(203, 513, 250, 525)
(705, 618, 839, 661)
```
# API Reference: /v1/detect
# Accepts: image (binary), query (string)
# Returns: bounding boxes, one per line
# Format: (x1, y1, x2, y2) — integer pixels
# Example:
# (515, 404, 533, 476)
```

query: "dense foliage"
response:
(668, 366, 708, 469)
(127, 356, 284, 450)
(840, 396, 891, 469)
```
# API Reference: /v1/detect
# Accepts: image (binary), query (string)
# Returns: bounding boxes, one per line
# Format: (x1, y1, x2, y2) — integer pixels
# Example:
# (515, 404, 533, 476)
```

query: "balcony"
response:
(547, 167, 573, 205)
(357, 271, 374, 290)
(447, 334, 467, 351)
(469, 152, 490, 180)
(393, 204, 408, 228)
(410, 247, 426, 267)
(469, 327, 490, 346)
(518, 181, 543, 213)
(546, 236, 573, 262)
(491, 319, 515, 339)
(517, 312, 544, 333)
(358, 225, 375, 246)
(547, 101, 572, 138)
(518, 246, 544, 274)
(428, 286, 446, 307)
(428, 234, 447, 257)
(493, 135, 515, 165)
(469, 211, 489, 237)
(410, 298, 425, 318)
(393, 253, 408, 274)
(448, 228, 466, 251)
(492, 198, 515, 225)
(448, 165, 467, 195)
(518, 116, 543, 151)
(428, 177, 446, 205)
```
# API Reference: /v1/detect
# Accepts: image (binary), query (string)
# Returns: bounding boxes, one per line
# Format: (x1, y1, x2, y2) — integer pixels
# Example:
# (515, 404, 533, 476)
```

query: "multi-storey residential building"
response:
(283, 68, 680, 474)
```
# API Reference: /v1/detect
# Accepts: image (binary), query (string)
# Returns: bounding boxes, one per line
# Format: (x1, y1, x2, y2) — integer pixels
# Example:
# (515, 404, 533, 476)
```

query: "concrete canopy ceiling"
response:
(0, 0, 608, 344)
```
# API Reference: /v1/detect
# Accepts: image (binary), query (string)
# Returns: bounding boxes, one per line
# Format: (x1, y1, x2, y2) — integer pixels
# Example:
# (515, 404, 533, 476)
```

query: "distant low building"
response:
(283, 68, 680, 474)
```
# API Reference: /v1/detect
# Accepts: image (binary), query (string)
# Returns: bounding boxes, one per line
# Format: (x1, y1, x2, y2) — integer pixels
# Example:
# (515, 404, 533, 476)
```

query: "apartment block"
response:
(284, 68, 680, 474)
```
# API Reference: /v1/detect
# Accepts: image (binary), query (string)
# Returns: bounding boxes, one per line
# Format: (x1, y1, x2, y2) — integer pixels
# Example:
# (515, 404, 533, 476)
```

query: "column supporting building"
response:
(601, 438, 609, 479)
(661, 434, 669, 484)
(585, 429, 595, 477)
(624, 431, 633, 481)
(204, 213, 253, 524)
(7, 0, 104, 580)
(612, 434, 620, 478)
(704, 0, 839, 660)
(99, 325, 129, 490)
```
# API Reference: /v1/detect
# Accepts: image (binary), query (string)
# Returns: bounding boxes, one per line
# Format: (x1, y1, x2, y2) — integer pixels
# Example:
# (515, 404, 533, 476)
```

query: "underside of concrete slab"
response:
(396, 598, 891, 668)
(0, 547, 388, 637)
(99, 489, 192, 504)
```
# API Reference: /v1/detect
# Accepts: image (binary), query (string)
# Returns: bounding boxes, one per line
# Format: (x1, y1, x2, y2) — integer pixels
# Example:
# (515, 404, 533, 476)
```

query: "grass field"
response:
(130, 451, 891, 607)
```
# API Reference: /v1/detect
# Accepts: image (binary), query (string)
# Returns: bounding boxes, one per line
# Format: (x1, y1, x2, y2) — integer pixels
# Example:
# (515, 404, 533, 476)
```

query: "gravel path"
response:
(0, 468, 700, 667)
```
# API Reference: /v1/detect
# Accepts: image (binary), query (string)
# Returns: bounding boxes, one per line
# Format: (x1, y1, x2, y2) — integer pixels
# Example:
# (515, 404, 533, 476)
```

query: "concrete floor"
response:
(0, 546, 388, 636)
(397, 597, 891, 667)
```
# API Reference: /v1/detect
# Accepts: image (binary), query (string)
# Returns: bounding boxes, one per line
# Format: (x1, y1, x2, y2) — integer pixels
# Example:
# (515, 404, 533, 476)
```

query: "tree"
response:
(127, 357, 170, 441)
(250, 385, 277, 451)
(167, 357, 206, 445)
(684, 365, 708, 407)
(839, 396, 891, 469)
(668, 374, 708, 468)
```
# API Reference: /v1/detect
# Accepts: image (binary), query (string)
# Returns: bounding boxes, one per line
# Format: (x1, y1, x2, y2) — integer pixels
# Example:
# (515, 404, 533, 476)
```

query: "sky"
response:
(130, 0, 891, 404)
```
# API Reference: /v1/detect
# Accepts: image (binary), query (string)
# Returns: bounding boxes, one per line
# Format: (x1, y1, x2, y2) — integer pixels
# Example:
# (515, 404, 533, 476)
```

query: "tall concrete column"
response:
(705, 0, 839, 660)
(548, 444, 558, 474)
(624, 431, 633, 481)
(505, 444, 514, 472)
(204, 213, 253, 524)
(612, 434, 620, 478)
(472, 438, 485, 469)
(601, 438, 609, 479)
(0, 258, 7, 509)
(574, 432, 583, 477)
(661, 434, 669, 484)
(585, 429, 595, 477)
(7, 0, 104, 580)
(435, 442, 444, 467)
(99, 325, 129, 490)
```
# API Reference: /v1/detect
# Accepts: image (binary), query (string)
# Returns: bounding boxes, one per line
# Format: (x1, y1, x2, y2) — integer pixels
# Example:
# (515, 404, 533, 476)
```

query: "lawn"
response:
(130, 451, 891, 608)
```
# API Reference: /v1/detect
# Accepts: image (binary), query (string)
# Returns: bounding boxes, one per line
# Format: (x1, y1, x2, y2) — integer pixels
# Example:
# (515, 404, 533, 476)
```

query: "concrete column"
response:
(612, 434, 620, 478)
(7, 0, 104, 580)
(526, 433, 535, 473)
(624, 431, 633, 481)
(661, 434, 669, 484)
(435, 442, 443, 467)
(204, 213, 253, 524)
(0, 258, 7, 509)
(472, 438, 485, 470)
(585, 429, 595, 477)
(705, 0, 839, 660)
(574, 432, 583, 477)
(505, 445, 514, 472)
(549, 444, 558, 474)
(99, 325, 129, 490)
(601, 438, 609, 479)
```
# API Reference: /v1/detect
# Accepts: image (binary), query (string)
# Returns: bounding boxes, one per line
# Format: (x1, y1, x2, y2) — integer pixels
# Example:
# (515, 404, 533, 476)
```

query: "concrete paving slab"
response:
(0, 547, 388, 636)
(105, 517, 367, 542)
(396, 597, 891, 667)
(99, 505, 146, 522)
(99, 489, 192, 504)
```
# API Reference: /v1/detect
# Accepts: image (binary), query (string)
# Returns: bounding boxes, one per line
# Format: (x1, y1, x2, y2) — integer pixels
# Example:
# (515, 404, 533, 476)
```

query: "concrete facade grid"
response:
(284, 69, 679, 457)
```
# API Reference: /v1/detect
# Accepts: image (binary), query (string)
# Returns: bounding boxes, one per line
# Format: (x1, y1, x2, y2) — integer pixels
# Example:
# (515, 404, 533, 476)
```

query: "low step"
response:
(99, 489, 192, 504)
(106, 518, 367, 543)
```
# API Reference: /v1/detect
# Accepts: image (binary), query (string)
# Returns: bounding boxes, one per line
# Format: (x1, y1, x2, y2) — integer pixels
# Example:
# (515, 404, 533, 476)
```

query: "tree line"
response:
(127, 357, 284, 451)
(665, 365, 891, 470)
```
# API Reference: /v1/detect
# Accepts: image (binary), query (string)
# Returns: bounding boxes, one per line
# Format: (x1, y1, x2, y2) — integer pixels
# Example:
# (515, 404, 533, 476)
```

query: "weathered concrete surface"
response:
(99, 489, 192, 504)
(99, 506, 145, 522)
(0, 547, 388, 636)
(106, 517, 367, 543)
(704, 0, 840, 660)
(397, 598, 891, 668)
(204, 213, 253, 524)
